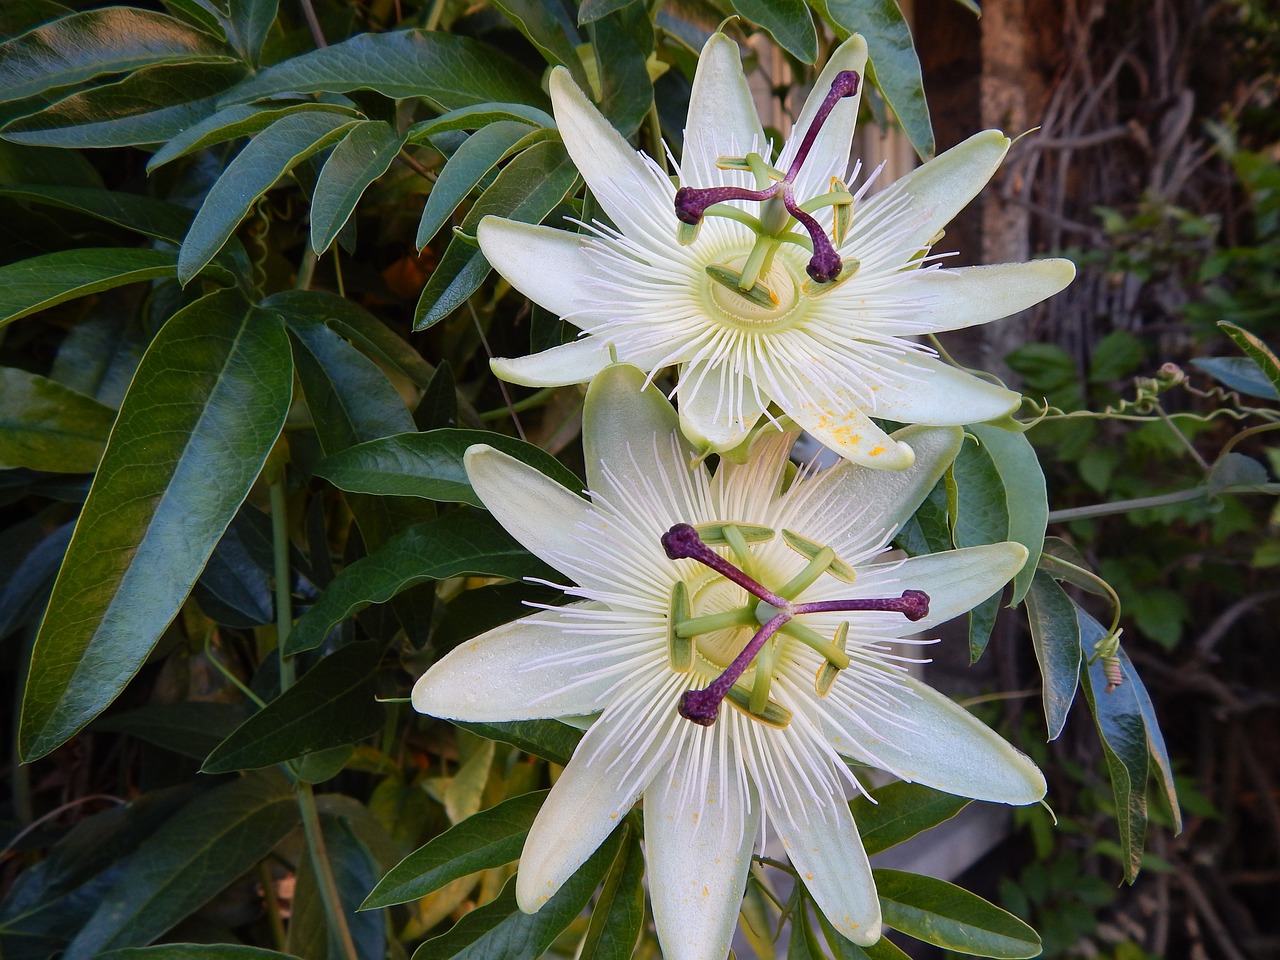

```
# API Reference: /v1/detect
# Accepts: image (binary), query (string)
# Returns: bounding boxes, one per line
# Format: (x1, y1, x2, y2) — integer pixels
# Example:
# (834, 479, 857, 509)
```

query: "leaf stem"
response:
(297, 782, 360, 960)
(1046, 482, 1280, 522)
(269, 481, 295, 693)
(479, 385, 557, 420)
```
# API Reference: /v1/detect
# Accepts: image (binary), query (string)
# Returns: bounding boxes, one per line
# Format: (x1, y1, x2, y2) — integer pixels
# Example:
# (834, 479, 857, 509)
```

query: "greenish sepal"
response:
(705, 264, 778, 309)
(781, 529, 856, 582)
(667, 581, 693, 671)
(726, 683, 792, 728)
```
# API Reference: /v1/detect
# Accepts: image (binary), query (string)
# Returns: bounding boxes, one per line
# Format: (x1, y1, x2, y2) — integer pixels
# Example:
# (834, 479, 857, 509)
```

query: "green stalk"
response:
(298, 781, 360, 960)
(1046, 482, 1280, 522)
(269, 481, 295, 692)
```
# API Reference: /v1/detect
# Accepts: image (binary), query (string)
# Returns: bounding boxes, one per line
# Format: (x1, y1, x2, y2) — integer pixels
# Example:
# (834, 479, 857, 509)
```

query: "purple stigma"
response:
(783, 70, 861, 183)
(793, 589, 931, 621)
(662, 524, 788, 607)
(678, 609, 789, 725)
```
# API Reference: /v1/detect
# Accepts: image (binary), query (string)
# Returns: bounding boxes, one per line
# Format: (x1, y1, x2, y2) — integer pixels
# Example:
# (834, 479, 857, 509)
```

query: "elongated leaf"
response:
(949, 435, 1007, 660)
(221, 30, 548, 109)
(193, 504, 275, 628)
(1024, 570, 1081, 740)
(316, 429, 581, 506)
(489, 0, 584, 78)
(311, 119, 406, 253)
(94, 701, 248, 760)
(874, 869, 1041, 958)
(18, 291, 292, 761)
(1219, 320, 1280, 396)
(455, 719, 584, 766)
(818, 910, 912, 959)
(288, 813, 384, 960)
(179, 111, 359, 282)
(812, 0, 934, 159)
(1190, 356, 1279, 400)
(415, 137, 579, 330)
(1077, 606, 1149, 882)
(850, 781, 970, 856)
(203, 641, 385, 772)
(589, 8, 653, 138)
(578, 0, 635, 24)
(0, 185, 192, 242)
(413, 825, 623, 960)
(579, 824, 645, 960)
(62, 771, 298, 959)
(0, 248, 178, 327)
(148, 101, 362, 171)
(362, 789, 549, 909)
(224, 0, 278, 65)
(0, 368, 116, 472)
(416, 121, 540, 248)
(0, 7, 232, 105)
(2, 61, 246, 148)
(405, 102, 554, 140)
(968, 423, 1046, 606)
(1115, 646, 1182, 833)
(102, 947, 297, 960)
(285, 509, 555, 654)
(730, 0, 818, 62)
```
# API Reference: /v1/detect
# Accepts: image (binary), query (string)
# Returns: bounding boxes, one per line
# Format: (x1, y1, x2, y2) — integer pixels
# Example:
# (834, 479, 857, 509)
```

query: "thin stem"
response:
(1217, 420, 1280, 460)
(467, 301, 525, 441)
(1157, 406, 1210, 472)
(205, 634, 267, 708)
(479, 386, 557, 421)
(259, 860, 288, 951)
(297, 782, 359, 960)
(269, 482, 296, 692)
(645, 100, 668, 175)
(298, 0, 327, 47)
(1046, 482, 1280, 522)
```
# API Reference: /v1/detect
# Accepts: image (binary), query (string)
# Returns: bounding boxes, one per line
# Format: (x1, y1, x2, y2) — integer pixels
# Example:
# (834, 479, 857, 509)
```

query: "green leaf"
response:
(1218, 320, 1280, 397)
(221, 30, 548, 110)
(1077, 606, 1149, 883)
(405, 102, 554, 140)
(578, 0, 636, 25)
(813, 0, 934, 159)
(18, 291, 292, 761)
(1190, 356, 1279, 400)
(730, 0, 818, 62)
(454, 719, 584, 766)
(850, 781, 970, 856)
(0, 368, 116, 473)
(874, 869, 1041, 958)
(102, 947, 298, 960)
(288, 813, 385, 960)
(0, 7, 233, 105)
(311, 119, 406, 254)
(2, 61, 245, 148)
(202, 641, 385, 772)
(412, 824, 623, 960)
(148, 101, 362, 171)
(0, 185, 193, 243)
(416, 120, 542, 248)
(93, 701, 248, 760)
(1208, 451, 1269, 495)
(1023, 569, 1081, 740)
(415, 137, 579, 330)
(967, 592, 999, 667)
(224, 0, 279, 65)
(362, 789, 549, 909)
(489, 0, 585, 80)
(316, 429, 581, 506)
(285, 509, 556, 654)
(589, 7, 653, 138)
(178, 111, 359, 282)
(0, 248, 178, 327)
(817, 910, 912, 959)
(61, 771, 298, 959)
(967, 423, 1046, 606)
(579, 823, 644, 960)
(1115, 645, 1182, 834)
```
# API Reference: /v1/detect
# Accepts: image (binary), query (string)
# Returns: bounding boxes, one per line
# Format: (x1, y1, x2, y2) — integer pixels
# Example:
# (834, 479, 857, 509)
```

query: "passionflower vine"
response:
(476, 32, 1076, 469)
(412, 364, 1046, 960)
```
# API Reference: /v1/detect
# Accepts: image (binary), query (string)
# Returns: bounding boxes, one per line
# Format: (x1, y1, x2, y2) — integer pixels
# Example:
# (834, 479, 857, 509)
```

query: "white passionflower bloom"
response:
(477, 32, 1075, 470)
(413, 364, 1046, 960)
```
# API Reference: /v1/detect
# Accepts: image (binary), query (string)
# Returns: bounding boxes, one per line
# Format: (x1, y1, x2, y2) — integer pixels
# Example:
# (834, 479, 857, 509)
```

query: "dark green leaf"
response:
(589, 8, 653, 137)
(412, 824, 622, 960)
(1023, 570, 1081, 740)
(2, 61, 246, 148)
(1218, 320, 1280, 397)
(1190, 356, 1279, 400)
(416, 359, 459, 430)
(405, 102, 554, 140)
(731, 0, 817, 62)
(362, 789, 549, 909)
(0, 185, 192, 242)
(1077, 606, 1149, 882)
(288, 813, 384, 960)
(489, 0, 585, 79)
(311, 119, 406, 254)
(1115, 646, 1182, 833)
(193, 504, 275, 628)
(415, 137, 579, 330)
(1207, 451, 1269, 495)
(62, 771, 298, 959)
(285, 509, 556, 654)
(812, 0, 934, 158)
(93, 701, 249, 760)
(221, 30, 548, 110)
(0, 368, 116, 473)
(224, 0, 278, 65)
(817, 909, 912, 959)
(159, 0, 227, 39)
(874, 869, 1041, 958)
(578, 0, 637, 25)
(0, 1, 76, 40)
(850, 781, 971, 856)
(178, 111, 359, 282)
(967, 423, 1045, 606)
(103, 947, 297, 960)
(454, 719, 583, 766)
(950, 436, 1005, 550)
(0, 7, 232, 105)
(203, 641, 385, 772)
(148, 101, 362, 171)
(316, 429, 581, 506)
(19, 291, 292, 761)
(893, 477, 951, 557)
(579, 823, 644, 960)
(0, 139, 103, 188)
(0, 248, 178, 328)
(967, 592, 999, 665)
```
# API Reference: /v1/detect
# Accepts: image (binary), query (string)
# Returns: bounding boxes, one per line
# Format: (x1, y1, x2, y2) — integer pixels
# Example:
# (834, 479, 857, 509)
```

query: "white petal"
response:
(645, 732, 761, 960)
(872, 260, 1077, 336)
(850, 543, 1029, 634)
(681, 34, 766, 186)
(465, 444, 592, 572)
(777, 34, 869, 202)
(411, 603, 620, 721)
(584, 363, 696, 497)
(517, 683, 677, 910)
(477, 218, 598, 319)
(677, 358, 767, 453)
(767, 784, 880, 945)
(829, 674, 1046, 805)
(490, 339, 612, 387)
(862, 353, 1021, 425)
(863, 130, 1010, 256)
(763, 367, 915, 469)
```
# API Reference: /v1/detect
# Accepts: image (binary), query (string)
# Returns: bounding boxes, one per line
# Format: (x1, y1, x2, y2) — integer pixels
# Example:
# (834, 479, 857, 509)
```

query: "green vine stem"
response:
(298, 782, 361, 960)
(1046, 482, 1280, 522)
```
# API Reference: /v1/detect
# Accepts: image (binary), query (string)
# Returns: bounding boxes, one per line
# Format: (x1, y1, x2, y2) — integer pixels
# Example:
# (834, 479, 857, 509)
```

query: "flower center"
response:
(704, 254, 802, 329)
(661, 522, 929, 728)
